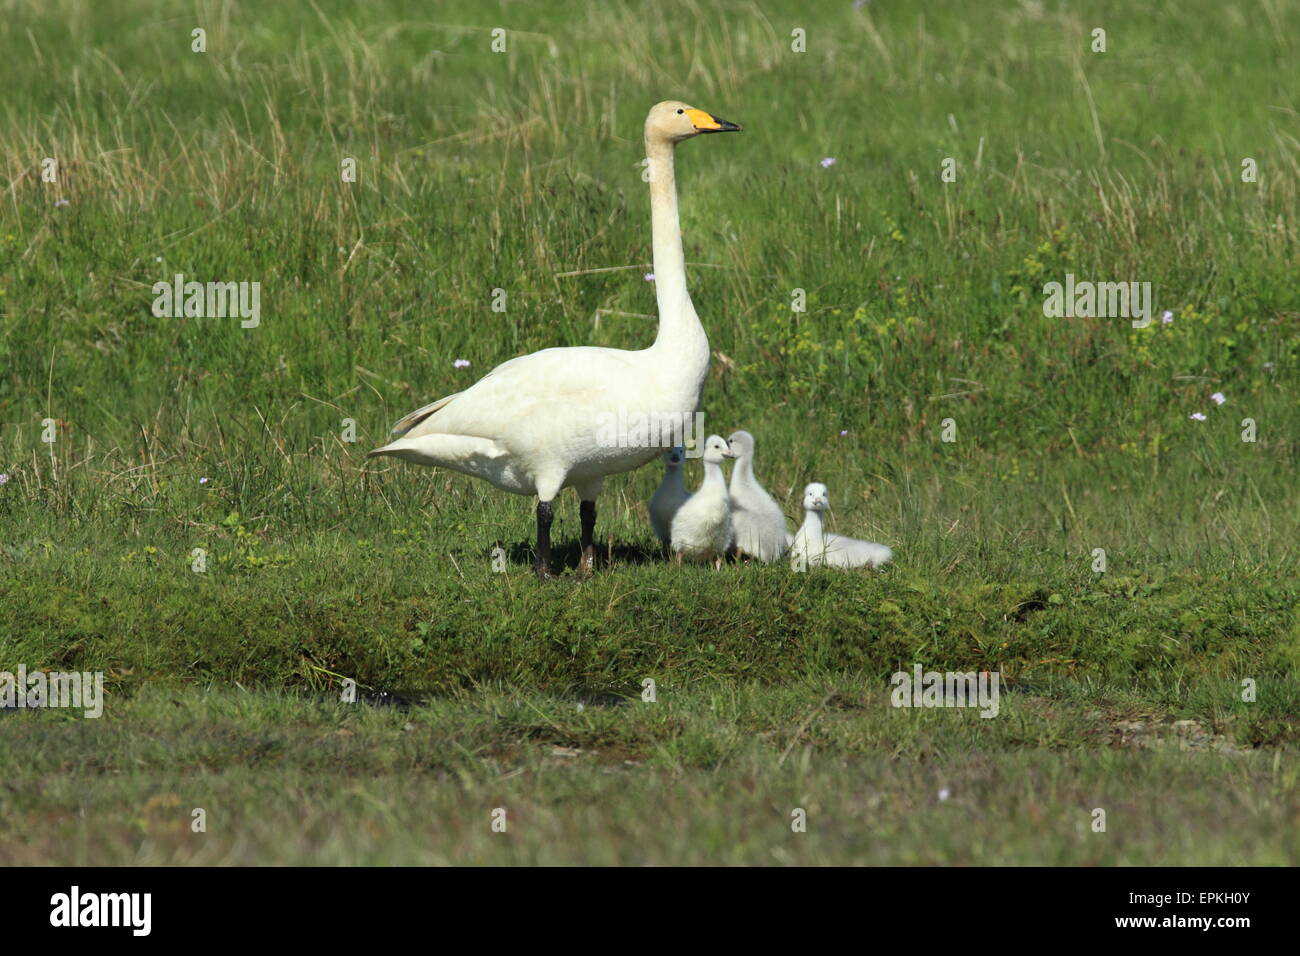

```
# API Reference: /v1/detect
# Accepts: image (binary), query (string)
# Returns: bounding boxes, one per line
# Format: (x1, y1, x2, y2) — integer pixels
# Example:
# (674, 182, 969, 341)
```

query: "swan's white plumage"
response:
(725, 430, 789, 562)
(790, 482, 893, 569)
(649, 445, 690, 545)
(670, 435, 734, 564)
(370, 345, 701, 498)
(369, 101, 741, 512)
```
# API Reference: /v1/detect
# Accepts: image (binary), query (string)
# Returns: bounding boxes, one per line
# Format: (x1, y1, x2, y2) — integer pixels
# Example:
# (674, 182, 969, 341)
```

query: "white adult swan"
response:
(790, 482, 893, 569)
(648, 445, 690, 554)
(726, 430, 789, 562)
(670, 435, 735, 567)
(369, 101, 741, 578)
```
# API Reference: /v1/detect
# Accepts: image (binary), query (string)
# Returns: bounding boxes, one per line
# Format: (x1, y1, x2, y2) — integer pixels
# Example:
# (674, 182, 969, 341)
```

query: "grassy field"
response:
(1, 0, 1297, 865)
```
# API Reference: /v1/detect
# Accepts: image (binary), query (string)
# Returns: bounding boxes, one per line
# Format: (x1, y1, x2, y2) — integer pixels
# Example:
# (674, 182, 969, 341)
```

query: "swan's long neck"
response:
(646, 137, 709, 374)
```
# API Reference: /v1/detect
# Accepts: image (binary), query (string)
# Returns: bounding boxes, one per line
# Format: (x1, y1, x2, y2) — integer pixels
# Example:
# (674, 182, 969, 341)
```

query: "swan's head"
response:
(726, 430, 755, 459)
(663, 445, 685, 468)
(701, 434, 736, 465)
(645, 101, 742, 145)
(803, 482, 830, 512)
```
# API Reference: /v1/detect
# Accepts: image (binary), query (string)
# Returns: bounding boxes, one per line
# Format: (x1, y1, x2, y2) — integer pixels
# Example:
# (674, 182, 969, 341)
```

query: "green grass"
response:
(3, 683, 1298, 865)
(0, 0, 1297, 864)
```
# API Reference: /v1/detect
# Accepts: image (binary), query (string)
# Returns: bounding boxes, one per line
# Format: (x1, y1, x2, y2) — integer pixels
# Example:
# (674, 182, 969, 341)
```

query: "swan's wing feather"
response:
(402, 346, 648, 441)
(386, 347, 548, 436)
(390, 393, 460, 435)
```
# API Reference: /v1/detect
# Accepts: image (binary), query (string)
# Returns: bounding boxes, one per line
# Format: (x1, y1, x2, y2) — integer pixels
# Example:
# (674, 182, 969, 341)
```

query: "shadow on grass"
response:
(504, 538, 663, 574)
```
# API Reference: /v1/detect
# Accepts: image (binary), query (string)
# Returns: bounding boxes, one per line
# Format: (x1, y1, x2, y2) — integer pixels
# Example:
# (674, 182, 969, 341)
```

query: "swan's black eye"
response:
(676, 109, 684, 114)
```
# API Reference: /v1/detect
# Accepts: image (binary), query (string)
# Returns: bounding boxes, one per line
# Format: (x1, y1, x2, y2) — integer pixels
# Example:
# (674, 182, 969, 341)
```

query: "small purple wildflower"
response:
(0, 473, 9, 486)
(1189, 412, 1206, 421)
(839, 430, 848, 437)
(54, 199, 70, 208)
(199, 476, 209, 484)
(820, 157, 836, 168)
(644, 273, 655, 282)
(1211, 392, 1226, 405)
(938, 788, 951, 801)
(1161, 310, 1174, 324)
(453, 358, 471, 369)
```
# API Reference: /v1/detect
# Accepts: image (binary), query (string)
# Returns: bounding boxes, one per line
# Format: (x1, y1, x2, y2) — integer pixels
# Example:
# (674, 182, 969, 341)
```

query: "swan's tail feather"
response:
(367, 433, 511, 473)
(368, 434, 465, 465)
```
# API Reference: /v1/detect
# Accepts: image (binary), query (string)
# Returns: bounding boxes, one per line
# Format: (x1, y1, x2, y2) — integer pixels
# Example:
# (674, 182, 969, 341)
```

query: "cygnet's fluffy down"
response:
(726, 430, 789, 562)
(649, 445, 690, 548)
(790, 482, 892, 569)
(670, 435, 735, 567)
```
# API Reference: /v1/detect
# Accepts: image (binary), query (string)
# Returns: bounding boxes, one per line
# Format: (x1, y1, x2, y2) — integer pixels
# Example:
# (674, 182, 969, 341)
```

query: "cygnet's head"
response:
(726, 430, 755, 459)
(645, 101, 742, 146)
(701, 434, 735, 465)
(802, 482, 830, 512)
(663, 445, 685, 468)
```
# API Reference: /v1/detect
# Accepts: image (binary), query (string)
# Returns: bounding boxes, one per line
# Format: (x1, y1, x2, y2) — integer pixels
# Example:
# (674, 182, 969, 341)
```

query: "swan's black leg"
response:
(534, 500, 558, 579)
(577, 500, 597, 578)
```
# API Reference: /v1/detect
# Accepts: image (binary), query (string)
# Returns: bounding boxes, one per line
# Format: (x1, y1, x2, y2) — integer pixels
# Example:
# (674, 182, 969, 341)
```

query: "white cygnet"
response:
(649, 445, 690, 552)
(790, 482, 892, 569)
(726, 430, 790, 562)
(670, 435, 735, 568)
